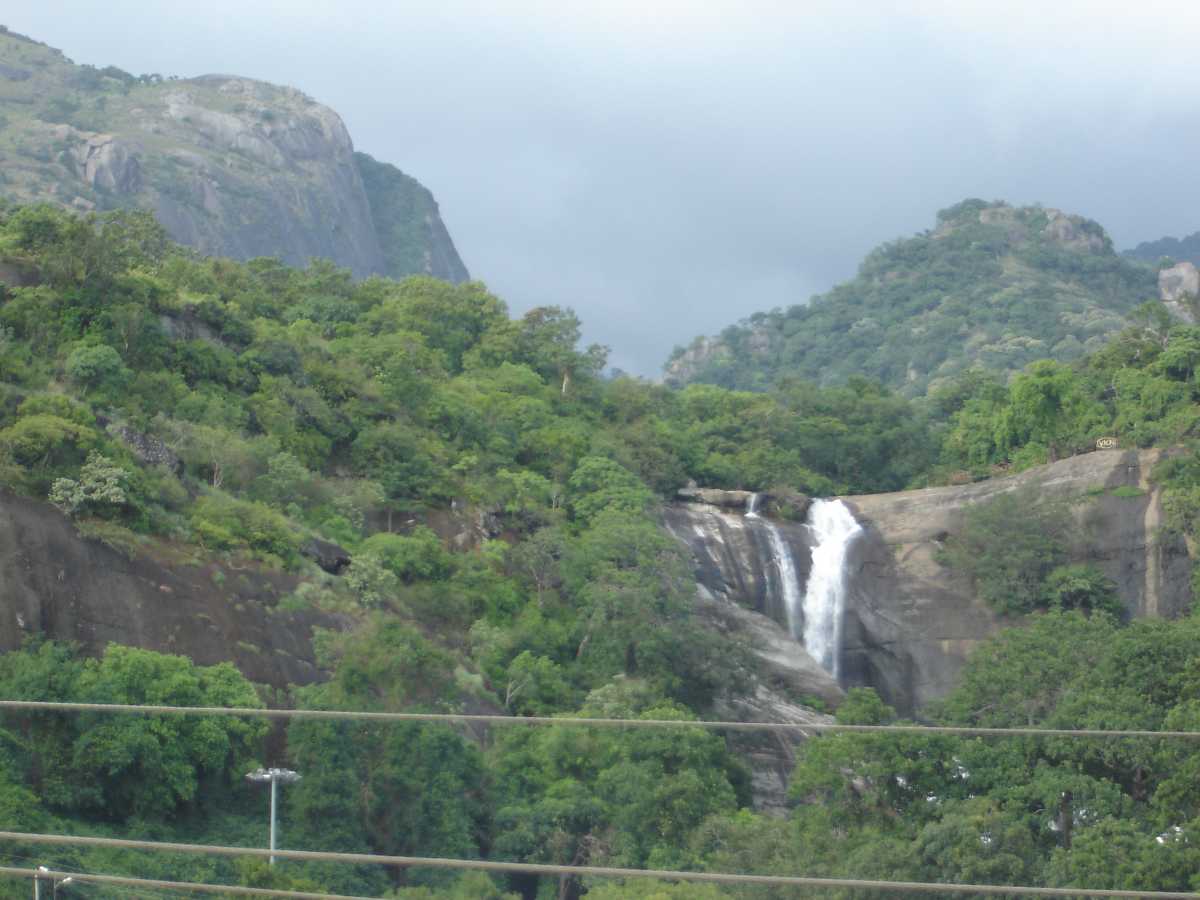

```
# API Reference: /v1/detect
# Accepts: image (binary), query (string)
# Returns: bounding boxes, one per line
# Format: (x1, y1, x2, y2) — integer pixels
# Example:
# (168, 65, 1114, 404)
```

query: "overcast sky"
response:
(5, 1, 1200, 374)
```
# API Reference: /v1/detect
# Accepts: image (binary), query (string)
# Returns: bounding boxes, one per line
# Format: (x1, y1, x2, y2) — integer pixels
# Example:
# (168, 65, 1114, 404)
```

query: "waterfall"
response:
(801, 499, 862, 679)
(743, 493, 861, 679)
(744, 494, 803, 639)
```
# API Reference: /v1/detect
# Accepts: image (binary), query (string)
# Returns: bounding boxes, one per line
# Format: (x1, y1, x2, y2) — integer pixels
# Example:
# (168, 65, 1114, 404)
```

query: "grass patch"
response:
(1110, 485, 1145, 498)
(74, 518, 143, 560)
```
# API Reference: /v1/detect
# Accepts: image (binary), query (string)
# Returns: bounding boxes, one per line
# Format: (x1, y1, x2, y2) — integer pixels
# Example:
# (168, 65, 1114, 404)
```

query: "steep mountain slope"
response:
(355, 151, 470, 283)
(0, 25, 468, 281)
(665, 199, 1156, 395)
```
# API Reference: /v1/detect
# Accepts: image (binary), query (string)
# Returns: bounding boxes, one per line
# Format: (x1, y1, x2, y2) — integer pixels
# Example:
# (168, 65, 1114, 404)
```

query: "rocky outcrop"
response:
(675, 487, 757, 509)
(70, 133, 142, 194)
(354, 151, 470, 283)
(0, 30, 469, 283)
(843, 448, 1191, 713)
(300, 537, 352, 575)
(665, 502, 815, 628)
(107, 423, 182, 474)
(1159, 262, 1199, 302)
(1159, 262, 1199, 323)
(0, 490, 344, 688)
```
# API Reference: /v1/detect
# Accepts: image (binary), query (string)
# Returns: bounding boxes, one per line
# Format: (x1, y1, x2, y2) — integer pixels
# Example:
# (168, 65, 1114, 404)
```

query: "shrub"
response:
(1042, 564, 1123, 617)
(360, 527, 453, 583)
(190, 492, 301, 565)
(48, 451, 129, 517)
(64, 343, 129, 395)
(344, 552, 399, 608)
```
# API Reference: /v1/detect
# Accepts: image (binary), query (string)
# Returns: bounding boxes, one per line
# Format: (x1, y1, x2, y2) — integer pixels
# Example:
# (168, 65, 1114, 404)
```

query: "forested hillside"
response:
(1126, 230, 1200, 268)
(666, 199, 1158, 396)
(4, 201, 1200, 896)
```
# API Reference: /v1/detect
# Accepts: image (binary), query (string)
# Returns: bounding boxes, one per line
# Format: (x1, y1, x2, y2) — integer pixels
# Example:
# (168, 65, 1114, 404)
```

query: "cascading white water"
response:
(743, 493, 861, 678)
(800, 499, 862, 679)
(745, 493, 804, 639)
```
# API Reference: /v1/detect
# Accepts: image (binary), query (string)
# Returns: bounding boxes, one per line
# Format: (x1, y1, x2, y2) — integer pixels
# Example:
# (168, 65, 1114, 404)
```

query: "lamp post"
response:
(33, 867, 73, 899)
(245, 767, 301, 866)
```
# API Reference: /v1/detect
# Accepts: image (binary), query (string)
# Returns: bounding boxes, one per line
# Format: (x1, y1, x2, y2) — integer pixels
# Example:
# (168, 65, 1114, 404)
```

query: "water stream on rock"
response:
(800, 499, 862, 679)
(745, 494, 861, 679)
(744, 493, 803, 640)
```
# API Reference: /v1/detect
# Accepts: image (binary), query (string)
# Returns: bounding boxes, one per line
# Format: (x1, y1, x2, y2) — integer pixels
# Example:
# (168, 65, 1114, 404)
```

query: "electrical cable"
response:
(1, 699, 1197, 740)
(1, 832, 1198, 898)
(0, 864, 380, 898)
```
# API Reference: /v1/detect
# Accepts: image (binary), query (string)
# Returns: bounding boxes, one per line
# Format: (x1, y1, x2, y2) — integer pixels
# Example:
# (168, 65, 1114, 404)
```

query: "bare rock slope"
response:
(844, 448, 1192, 712)
(0, 26, 468, 282)
(0, 490, 340, 688)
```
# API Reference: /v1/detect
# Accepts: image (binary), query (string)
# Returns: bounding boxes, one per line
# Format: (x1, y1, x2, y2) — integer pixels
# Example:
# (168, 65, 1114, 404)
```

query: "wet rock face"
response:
(843, 448, 1192, 714)
(677, 512, 841, 815)
(664, 502, 814, 627)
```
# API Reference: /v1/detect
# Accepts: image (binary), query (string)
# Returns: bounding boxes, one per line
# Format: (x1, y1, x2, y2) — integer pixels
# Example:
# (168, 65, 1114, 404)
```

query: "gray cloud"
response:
(6, 1, 1200, 374)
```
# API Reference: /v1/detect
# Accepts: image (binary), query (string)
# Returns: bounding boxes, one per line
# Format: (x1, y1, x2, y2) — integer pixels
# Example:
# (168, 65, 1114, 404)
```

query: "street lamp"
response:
(33, 867, 73, 899)
(245, 767, 302, 866)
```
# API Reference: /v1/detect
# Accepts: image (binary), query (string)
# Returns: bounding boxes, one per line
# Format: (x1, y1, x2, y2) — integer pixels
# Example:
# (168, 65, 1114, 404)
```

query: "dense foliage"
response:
(1126, 230, 1200, 267)
(11, 612, 1200, 897)
(5, 200, 1200, 897)
(667, 200, 1157, 396)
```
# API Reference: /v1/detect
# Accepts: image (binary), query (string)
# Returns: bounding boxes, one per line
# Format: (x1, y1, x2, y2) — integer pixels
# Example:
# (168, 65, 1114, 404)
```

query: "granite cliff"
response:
(0, 26, 468, 281)
(669, 448, 1193, 716)
(0, 489, 339, 688)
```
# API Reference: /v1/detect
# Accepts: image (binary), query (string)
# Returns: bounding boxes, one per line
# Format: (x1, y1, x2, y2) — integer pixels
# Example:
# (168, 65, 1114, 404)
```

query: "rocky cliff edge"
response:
(844, 448, 1192, 713)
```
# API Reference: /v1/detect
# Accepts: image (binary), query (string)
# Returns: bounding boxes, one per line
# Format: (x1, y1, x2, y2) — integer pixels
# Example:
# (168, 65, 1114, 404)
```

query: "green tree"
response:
(64, 343, 130, 396)
(0, 642, 265, 820)
(1042, 564, 1122, 616)
(566, 457, 655, 527)
(48, 451, 129, 517)
(938, 490, 1070, 615)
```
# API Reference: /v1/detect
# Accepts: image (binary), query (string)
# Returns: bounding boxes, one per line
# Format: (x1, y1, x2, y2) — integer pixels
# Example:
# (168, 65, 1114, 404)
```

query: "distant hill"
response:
(0, 24, 468, 281)
(665, 199, 1157, 396)
(1124, 231, 1200, 268)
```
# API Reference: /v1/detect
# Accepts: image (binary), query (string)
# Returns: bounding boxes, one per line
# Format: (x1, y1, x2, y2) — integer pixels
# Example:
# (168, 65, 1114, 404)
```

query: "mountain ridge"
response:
(665, 199, 1158, 395)
(0, 25, 469, 281)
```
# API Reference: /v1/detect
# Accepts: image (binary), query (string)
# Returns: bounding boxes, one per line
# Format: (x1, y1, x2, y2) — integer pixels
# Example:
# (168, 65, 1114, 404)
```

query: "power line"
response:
(1, 831, 1198, 899)
(0, 852, 178, 900)
(0, 864, 379, 899)
(1, 699, 1198, 740)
